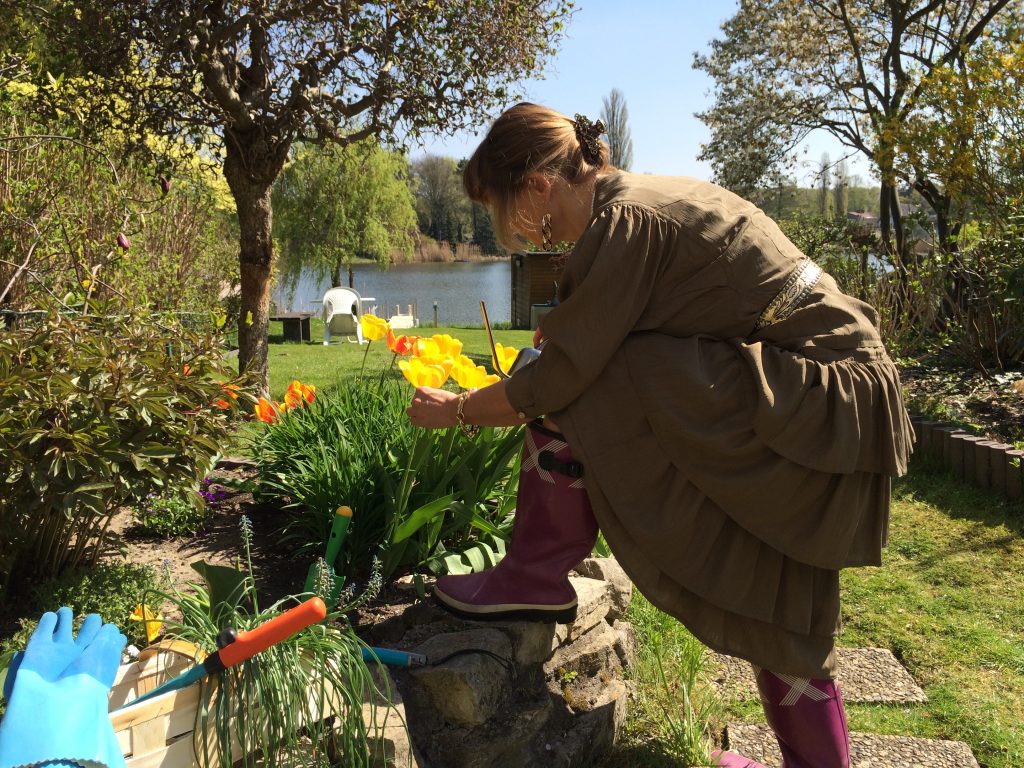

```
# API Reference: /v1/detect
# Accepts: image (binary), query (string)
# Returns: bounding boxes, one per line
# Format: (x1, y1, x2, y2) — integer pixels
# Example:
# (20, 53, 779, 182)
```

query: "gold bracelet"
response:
(456, 391, 480, 439)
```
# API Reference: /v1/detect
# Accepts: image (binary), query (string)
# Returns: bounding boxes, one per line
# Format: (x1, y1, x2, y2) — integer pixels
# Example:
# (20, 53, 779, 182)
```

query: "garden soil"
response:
(100, 465, 311, 619)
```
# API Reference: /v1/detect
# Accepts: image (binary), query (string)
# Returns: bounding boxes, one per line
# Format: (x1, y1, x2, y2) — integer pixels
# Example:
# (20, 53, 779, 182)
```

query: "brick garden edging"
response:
(909, 415, 1023, 500)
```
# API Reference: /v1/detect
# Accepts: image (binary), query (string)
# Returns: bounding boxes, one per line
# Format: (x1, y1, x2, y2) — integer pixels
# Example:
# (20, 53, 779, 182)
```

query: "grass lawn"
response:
(609, 454, 1024, 767)
(262, 318, 536, 399)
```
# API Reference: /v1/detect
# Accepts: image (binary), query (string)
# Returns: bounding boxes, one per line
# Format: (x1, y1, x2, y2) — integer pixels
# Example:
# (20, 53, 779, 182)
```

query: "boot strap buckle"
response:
(538, 450, 585, 478)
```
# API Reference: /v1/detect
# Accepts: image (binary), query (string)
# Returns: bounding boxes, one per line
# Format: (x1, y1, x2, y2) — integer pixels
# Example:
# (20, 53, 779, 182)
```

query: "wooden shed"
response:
(510, 251, 563, 330)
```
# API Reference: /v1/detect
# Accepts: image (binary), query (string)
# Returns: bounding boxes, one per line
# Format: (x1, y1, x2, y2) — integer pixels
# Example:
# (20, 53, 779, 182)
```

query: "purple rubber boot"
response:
(711, 750, 769, 767)
(755, 666, 851, 768)
(433, 421, 598, 623)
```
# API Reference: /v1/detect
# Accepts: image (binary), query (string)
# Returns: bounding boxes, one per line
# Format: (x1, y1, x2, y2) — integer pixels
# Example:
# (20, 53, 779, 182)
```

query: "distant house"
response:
(846, 209, 935, 256)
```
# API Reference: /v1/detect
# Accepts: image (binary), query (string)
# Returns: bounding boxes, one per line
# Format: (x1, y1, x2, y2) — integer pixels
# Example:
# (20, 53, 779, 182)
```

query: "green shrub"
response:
(133, 491, 210, 538)
(937, 217, 1024, 370)
(0, 300, 251, 600)
(0, 562, 167, 656)
(249, 378, 521, 583)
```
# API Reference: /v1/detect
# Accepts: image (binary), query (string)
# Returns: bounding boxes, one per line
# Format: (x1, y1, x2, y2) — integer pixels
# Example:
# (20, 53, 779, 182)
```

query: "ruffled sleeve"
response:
(505, 203, 668, 418)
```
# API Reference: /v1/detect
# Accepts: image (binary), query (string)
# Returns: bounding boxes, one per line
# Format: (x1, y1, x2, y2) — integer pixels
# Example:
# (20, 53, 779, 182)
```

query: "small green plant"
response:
(625, 596, 719, 766)
(134, 491, 210, 538)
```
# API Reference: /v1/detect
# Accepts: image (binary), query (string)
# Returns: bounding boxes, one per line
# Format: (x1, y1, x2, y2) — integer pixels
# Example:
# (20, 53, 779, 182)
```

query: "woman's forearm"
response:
(462, 379, 530, 427)
(406, 379, 530, 430)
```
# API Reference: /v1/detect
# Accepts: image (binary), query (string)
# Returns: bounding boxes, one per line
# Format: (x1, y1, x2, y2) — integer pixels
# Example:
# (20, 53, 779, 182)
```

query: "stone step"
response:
(553, 576, 614, 646)
(726, 723, 979, 768)
(710, 648, 927, 704)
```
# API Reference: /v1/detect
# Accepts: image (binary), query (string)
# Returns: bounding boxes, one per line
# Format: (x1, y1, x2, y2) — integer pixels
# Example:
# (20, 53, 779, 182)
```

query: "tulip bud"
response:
(159, 175, 171, 195)
(117, 232, 130, 250)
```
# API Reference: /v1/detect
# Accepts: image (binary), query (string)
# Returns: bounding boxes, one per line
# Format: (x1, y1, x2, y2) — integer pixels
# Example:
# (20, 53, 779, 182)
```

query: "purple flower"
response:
(159, 175, 171, 195)
(117, 232, 130, 251)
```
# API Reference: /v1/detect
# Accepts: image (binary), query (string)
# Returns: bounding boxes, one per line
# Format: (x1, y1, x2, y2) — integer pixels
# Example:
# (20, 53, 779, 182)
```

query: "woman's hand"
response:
(406, 386, 460, 429)
(533, 327, 545, 348)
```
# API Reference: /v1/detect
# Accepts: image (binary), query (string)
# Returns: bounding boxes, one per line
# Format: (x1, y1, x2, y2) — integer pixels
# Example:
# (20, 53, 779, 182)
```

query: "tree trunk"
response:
(224, 144, 276, 397)
(879, 180, 910, 321)
(348, 263, 354, 288)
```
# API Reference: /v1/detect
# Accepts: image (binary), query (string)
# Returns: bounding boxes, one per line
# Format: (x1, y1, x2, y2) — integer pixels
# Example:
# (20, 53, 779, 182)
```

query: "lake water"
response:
(273, 260, 512, 326)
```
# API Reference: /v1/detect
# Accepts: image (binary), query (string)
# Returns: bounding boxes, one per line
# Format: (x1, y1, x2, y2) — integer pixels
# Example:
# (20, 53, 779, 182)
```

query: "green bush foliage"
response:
(938, 216, 1024, 370)
(0, 562, 166, 657)
(249, 378, 521, 584)
(0, 92, 237, 316)
(0, 301, 250, 599)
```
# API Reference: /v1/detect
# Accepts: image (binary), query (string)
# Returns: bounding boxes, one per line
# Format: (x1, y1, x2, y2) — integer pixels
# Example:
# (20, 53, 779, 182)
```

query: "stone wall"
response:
(360, 557, 635, 768)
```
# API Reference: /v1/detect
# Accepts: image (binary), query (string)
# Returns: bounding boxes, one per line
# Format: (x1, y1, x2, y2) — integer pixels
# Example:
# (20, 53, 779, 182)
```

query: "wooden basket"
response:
(108, 640, 210, 768)
(107, 641, 413, 768)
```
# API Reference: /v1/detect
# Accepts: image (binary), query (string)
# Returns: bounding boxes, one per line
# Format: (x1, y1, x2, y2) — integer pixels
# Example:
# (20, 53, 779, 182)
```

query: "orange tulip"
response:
(284, 380, 316, 409)
(221, 383, 240, 400)
(254, 397, 279, 424)
(386, 327, 418, 355)
(213, 398, 231, 409)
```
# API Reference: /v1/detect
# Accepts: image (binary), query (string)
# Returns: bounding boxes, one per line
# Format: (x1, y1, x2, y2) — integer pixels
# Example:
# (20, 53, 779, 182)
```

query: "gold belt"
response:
(754, 259, 823, 331)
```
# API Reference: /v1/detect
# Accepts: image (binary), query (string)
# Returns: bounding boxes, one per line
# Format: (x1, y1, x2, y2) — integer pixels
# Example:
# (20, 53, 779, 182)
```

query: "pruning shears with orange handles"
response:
(117, 596, 328, 710)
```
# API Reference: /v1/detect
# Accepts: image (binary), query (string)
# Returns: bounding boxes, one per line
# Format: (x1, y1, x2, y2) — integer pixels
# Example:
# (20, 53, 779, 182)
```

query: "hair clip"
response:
(573, 114, 606, 164)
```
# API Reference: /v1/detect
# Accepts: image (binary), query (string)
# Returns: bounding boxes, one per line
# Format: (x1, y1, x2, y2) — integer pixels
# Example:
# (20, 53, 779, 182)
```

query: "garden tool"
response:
(303, 505, 353, 604)
(360, 647, 426, 667)
(480, 300, 543, 377)
(433, 420, 597, 623)
(0, 607, 127, 768)
(117, 596, 327, 710)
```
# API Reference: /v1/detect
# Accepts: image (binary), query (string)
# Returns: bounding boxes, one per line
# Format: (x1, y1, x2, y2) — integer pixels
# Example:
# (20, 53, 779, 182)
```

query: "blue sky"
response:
(412, 0, 874, 185)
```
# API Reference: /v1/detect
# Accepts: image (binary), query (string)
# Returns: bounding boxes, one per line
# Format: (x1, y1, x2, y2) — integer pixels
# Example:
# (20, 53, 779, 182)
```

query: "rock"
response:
(611, 620, 636, 672)
(356, 666, 421, 768)
(553, 577, 613, 647)
(376, 568, 630, 766)
(490, 619, 558, 666)
(545, 678, 629, 767)
(574, 557, 633, 621)
(410, 628, 513, 726)
(549, 621, 621, 680)
(442, 699, 555, 768)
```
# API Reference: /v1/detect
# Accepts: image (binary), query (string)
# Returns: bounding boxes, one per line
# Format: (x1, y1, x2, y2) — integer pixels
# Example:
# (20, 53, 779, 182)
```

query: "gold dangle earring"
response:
(542, 213, 553, 251)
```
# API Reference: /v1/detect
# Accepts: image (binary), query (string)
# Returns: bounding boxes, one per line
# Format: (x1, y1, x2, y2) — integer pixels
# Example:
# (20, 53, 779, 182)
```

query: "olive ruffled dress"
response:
(505, 171, 914, 679)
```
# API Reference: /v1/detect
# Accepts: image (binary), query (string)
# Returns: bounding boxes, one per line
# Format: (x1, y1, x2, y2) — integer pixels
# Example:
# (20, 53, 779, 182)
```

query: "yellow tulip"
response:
(428, 334, 463, 358)
(469, 369, 501, 388)
(360, 313, 389, 342)
(451, 355, 478, 389)
(399, 356, 451, 388)
(452, 355, 500, 390)
(492, 343, 519, 375)
(130, 603, 163, 643)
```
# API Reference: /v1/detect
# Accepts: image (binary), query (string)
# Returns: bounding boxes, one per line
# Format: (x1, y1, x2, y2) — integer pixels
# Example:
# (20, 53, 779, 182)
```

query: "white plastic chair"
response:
(320, 287, 376, 345)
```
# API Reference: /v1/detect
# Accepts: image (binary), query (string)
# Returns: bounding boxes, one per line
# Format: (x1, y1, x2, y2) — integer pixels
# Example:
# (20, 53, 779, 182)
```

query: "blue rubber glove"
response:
(0, 607, 127, 768)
